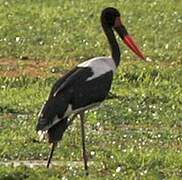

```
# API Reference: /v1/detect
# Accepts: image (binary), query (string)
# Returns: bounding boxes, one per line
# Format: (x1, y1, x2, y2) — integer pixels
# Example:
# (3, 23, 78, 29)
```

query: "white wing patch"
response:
(77, 57, 116, 81)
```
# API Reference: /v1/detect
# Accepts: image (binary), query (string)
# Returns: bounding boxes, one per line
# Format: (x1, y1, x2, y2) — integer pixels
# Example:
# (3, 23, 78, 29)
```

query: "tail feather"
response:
(47, 117, 69, 143)
(36, 77, 72, 143)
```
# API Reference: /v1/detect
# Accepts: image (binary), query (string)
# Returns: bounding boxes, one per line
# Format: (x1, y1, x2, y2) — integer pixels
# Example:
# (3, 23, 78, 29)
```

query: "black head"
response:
(101, 7, 145, 60)
(101, 7, 120, 27)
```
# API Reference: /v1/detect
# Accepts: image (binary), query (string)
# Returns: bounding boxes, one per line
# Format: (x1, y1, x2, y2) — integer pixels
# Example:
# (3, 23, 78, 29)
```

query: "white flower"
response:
(116, 166, 122, 173)
(62, 176, 68, 180)
(15, 37, 20, 42)
(146, 57, 152, 62)
(90, 151, 95, 156)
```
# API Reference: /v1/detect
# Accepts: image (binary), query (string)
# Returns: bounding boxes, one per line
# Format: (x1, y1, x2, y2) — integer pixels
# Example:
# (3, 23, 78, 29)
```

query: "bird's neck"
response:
(103, 26, 121, 67)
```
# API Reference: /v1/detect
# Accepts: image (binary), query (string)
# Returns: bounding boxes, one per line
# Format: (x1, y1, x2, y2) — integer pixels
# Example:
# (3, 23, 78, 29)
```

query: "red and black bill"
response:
(114, 17, 145, 60)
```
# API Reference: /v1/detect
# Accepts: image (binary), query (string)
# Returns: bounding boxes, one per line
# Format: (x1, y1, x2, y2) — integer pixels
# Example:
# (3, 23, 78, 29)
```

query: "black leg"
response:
(47, 142, 57, 168)
(80, 111, 89, 176)
(46, 114, 79, 169)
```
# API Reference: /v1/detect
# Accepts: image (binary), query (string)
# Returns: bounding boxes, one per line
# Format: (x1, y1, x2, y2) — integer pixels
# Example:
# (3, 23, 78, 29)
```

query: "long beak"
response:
(114, 17, 145, 60)
(122, 34, 145, 60)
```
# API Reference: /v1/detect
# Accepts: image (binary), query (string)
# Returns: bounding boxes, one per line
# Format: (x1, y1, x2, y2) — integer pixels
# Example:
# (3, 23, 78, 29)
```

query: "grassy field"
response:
(0, 0, 182, 179)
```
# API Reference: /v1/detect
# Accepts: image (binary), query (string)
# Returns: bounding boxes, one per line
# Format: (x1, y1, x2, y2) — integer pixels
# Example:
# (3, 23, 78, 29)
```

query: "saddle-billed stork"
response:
(36, 7, 145, 175)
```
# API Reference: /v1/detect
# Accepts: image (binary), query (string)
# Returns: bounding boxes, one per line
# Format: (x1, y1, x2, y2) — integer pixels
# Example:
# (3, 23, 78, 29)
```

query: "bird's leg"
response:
(46, 114, 79, 169)
(79, 111, 89, 176)
(47, 142, 57, 168)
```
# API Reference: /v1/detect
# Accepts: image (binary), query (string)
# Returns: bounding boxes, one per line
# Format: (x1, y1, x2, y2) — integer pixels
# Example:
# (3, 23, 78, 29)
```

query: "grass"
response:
(0, 0, 182, 179)
(0, 0, 181, 62)
(0, 61, 181, 179)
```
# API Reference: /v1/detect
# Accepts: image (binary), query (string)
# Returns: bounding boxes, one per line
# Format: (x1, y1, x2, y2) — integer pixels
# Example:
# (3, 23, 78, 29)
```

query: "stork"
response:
(36, 7, 145, 175)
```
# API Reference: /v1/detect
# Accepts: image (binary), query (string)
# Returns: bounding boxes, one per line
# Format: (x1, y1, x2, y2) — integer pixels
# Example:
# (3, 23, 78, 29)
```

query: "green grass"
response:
(0, 62, 182, 179)
(0, 0, 182, 62)
(0, 0, 182, 179)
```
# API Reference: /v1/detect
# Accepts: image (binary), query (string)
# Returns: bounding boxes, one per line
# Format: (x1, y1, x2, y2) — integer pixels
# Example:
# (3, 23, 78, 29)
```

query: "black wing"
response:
(36, 67, 93, 131)
(50, 67, 93, 97)
(71, 70, 113, 109)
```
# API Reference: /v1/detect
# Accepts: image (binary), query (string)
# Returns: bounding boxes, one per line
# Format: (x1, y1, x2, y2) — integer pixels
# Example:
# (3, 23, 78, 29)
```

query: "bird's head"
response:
(101, 7, 145, 60)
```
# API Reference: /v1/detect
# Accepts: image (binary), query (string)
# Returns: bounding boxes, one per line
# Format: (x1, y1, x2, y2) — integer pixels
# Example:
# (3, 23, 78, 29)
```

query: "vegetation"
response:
(0, 0, 181, 63)
(0, 0, 181, 179)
